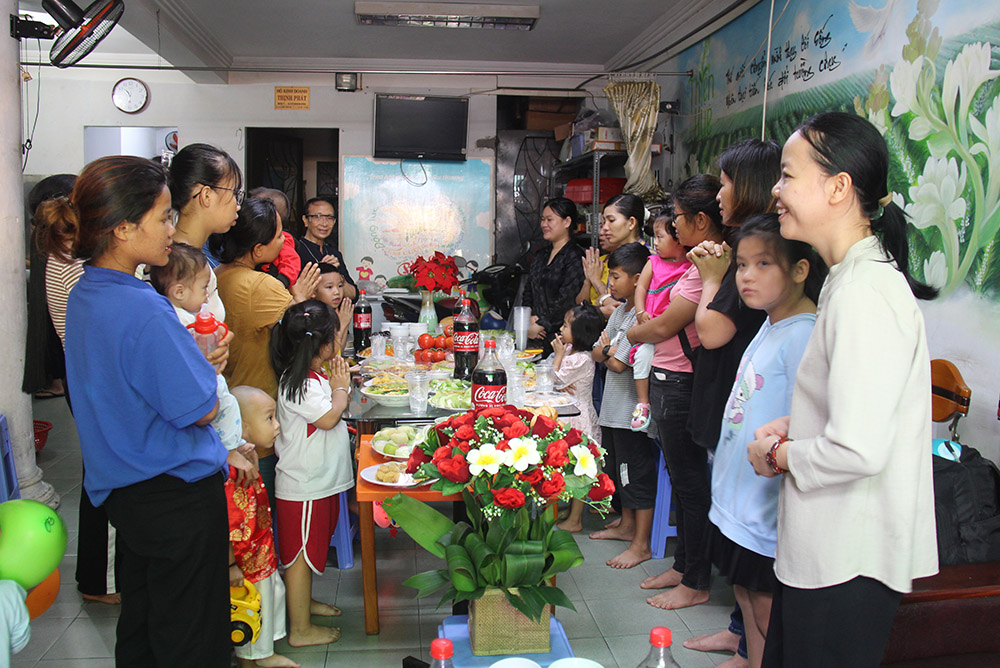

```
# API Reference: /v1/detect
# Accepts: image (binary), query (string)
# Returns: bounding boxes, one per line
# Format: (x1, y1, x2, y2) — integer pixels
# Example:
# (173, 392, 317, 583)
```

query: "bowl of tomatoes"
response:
(414, 332, 453, 364)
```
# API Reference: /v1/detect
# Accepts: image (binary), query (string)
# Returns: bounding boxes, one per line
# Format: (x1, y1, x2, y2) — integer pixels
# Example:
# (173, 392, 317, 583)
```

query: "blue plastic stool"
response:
(0, 415, 21, 502)
(329, 490, 357, 569)
(650, 447, 676, 559)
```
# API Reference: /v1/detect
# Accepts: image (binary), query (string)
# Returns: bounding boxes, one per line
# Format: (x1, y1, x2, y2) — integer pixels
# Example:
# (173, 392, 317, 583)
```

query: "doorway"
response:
(245, 127, 339, 236)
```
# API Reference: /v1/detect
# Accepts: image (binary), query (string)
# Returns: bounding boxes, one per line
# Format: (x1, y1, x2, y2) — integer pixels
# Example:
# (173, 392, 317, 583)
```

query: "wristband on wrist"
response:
(332, 386, 350, 395)
(767, 437, 790, 475)
(598, 293, 611, 306)
(602, 344, 612, 360)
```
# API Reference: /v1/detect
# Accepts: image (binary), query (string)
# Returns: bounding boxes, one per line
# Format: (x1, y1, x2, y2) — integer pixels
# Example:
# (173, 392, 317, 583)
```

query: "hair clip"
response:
(57, 195, 75, 210)
(305, 331, 313, 337)
(160, 150, 174, 169)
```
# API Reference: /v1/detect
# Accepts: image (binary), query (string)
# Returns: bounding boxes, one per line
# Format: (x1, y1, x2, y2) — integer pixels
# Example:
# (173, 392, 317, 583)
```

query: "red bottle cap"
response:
(191, 305, 219, 335)
(360, 289, 366, 296)
(484, 339, 496, 349)
(430, 638, 453, 659)
(462, 299, 471, 306)
(650, 626, 672, 647)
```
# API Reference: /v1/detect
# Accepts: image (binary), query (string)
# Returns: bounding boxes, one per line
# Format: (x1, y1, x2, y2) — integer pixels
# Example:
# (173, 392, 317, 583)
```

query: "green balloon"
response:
(0, 499, 68, 589)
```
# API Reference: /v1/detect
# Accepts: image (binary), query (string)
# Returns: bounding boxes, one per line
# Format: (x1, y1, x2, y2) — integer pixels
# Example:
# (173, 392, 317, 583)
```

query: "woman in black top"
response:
(522, 197, 585, 354)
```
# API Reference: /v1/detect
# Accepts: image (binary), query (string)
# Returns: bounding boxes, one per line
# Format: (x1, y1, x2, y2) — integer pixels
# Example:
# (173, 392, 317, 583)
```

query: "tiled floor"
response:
(18, 398, 737, 667)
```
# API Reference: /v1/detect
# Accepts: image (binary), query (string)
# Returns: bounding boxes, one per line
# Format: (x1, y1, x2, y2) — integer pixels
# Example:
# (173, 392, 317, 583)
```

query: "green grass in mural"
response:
(681, 19, 1000, 298)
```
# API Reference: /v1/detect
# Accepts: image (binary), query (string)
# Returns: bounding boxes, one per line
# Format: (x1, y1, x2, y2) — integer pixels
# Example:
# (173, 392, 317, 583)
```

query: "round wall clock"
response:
(111, 77, 149, 114)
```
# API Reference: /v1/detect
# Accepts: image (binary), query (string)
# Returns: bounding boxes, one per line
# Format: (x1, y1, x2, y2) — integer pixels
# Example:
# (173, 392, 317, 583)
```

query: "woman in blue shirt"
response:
(36, 156, 232, 667)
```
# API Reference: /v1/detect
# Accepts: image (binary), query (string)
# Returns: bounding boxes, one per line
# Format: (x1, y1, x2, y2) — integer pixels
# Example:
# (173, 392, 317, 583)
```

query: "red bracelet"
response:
(766, 437, 790, 475)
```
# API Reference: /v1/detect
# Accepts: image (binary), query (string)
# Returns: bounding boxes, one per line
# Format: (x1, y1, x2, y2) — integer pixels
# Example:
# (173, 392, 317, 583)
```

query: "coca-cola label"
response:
(472, 384, 507, 410)
(353, 313, 372, 329)
(453, 330, 479, 352)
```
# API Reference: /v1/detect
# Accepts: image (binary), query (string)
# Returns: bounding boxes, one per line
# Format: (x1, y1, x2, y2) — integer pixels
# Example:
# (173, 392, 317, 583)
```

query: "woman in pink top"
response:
(626, 175, 727, 608)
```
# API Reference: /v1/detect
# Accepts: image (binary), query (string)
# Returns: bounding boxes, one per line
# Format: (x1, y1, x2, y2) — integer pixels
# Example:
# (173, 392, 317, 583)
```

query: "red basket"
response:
(33, 420, 53, 452)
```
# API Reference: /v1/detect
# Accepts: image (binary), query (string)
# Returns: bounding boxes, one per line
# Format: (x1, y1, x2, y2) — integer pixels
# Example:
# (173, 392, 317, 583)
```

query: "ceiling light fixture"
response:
(355, 2, 539, 30)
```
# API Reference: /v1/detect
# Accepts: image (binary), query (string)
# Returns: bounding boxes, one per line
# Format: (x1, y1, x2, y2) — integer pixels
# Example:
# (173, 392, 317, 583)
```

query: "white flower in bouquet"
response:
(467, 442, 504, 476)
(505, 437, 541, 472)
(571, 444, 598, 479)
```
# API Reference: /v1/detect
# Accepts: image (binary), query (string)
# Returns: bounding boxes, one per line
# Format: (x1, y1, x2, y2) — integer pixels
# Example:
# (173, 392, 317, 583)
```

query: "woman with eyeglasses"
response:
(167, 143, 245, 326)
(295, 197, 357, 300)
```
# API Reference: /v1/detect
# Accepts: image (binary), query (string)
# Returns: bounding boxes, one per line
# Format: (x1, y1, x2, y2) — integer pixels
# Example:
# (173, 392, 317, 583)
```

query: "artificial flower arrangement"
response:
(383, 405, 615, 622)
(409, 251, 460, 293)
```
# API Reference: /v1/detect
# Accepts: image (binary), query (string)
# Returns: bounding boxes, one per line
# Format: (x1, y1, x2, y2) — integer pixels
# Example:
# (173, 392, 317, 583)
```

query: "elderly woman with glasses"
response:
(295, 196, 357, 300)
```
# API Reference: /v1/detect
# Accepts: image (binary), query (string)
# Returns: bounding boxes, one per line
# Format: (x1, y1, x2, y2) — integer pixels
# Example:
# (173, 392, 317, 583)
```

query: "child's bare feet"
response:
(239, 654, 302, 668)
(556, 519, 582, 533)
(310, 599, 341, 616)
(82, 592, 121, 605)
(287, 624, 341, 647)
(589, 524, 634, 541)
(646, 584, 710, 610)
(607, 544, 651, 569)
(640, 568, 683, 590)
(715, 656, 749, 668)
(604, 515, 622, 529)
(684, 629, 741, 653)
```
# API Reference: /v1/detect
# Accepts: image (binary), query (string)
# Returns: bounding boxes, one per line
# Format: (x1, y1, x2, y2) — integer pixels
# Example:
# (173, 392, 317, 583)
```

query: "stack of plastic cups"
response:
(512, 306, 531, 351)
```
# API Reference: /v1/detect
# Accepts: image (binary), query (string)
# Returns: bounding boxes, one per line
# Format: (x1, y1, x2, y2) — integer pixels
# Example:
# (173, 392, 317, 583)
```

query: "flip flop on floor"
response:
(34, 390, 65, 400)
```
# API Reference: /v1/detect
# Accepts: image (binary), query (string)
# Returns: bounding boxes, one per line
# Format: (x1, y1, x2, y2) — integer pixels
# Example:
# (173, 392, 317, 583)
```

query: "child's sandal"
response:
(631, 403, 651, 431)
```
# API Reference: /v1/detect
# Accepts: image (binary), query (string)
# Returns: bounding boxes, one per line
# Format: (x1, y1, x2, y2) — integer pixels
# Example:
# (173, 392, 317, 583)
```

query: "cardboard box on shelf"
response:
(589, 140, 663, 154)
(592, 127, 623, 142)
(525, 110, 577, 131)
(554, 121, 574, 141)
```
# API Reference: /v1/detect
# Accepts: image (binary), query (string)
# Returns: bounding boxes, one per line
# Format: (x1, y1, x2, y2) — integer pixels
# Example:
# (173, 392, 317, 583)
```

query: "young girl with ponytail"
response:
(749, 112, 939, 667)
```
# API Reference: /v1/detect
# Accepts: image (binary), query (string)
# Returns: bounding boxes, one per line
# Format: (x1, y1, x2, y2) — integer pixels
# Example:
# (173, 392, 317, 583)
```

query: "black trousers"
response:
(601, 426, 657, 510)
(650, 368, 711, 591)
(762, 576, 903, 668)
(103, 473, 231, 668)
(66, 388, 119, 597)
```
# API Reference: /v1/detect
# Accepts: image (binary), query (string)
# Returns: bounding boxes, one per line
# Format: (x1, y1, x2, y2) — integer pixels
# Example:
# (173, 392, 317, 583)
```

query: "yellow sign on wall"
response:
(274, 87, 310, 110)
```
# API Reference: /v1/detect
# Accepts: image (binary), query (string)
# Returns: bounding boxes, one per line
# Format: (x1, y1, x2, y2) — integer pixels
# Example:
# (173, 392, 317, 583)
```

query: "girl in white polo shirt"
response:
(748, 112, 939, 667)
(270, 300, 353, 648)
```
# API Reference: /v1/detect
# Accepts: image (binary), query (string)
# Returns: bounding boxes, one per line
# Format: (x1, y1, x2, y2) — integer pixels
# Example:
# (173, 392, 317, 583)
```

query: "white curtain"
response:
(604, 77, 667, 202)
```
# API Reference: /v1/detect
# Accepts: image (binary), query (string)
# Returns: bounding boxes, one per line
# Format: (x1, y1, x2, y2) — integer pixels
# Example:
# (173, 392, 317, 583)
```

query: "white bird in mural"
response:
(849, 0, 902, 60)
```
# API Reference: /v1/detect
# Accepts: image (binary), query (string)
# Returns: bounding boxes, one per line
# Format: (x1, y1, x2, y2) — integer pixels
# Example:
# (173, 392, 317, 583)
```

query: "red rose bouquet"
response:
(383, 405, 614, 622)
(409, 251, 460, 293)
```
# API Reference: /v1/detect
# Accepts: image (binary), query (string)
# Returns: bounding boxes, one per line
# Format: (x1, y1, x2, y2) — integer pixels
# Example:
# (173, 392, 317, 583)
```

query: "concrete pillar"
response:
(2, 0, 58, 507)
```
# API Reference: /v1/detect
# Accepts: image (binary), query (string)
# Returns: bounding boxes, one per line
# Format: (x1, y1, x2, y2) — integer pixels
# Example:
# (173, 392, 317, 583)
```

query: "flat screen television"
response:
(373, 94, 469, 161)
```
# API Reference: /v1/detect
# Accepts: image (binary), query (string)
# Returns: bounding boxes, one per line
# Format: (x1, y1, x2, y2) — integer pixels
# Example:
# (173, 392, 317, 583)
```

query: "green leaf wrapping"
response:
(382, 493, 454, 559)
(444, 543, 478, 592)
(502, 541, 545, 587)
(463, 531, 498, 582)
(533, 584, 576, 612)
(401, 570, 451, 598)
(542, 529, 585, 578)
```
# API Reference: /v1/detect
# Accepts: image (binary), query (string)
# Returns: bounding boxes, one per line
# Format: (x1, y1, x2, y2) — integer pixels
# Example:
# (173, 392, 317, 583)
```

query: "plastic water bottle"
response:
(636, 627, 682, 667)
(429, 638, 455, 668)
(186, 303, 229, 370)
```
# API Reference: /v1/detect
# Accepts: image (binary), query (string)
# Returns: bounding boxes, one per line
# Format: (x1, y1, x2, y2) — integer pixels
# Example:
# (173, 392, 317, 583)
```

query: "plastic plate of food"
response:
(359, 463, 435, 488)
(428, 379, 472, 411)
(370, 425, 427, 460)
(523, 391, 576, 408)
(360, 378, 410, 407)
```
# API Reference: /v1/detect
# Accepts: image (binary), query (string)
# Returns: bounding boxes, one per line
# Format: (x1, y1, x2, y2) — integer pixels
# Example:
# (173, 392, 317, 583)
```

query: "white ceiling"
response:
(17, 0, 755, 82)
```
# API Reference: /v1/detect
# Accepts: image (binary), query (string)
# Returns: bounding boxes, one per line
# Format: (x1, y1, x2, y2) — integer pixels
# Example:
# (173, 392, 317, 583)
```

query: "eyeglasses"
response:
(194, 184, 245, 206)
(305, 213, 336, 222)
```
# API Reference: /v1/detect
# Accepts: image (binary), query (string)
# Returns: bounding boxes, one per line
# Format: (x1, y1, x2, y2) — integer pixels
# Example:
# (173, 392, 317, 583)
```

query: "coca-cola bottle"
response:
(353, 289, 372, 354)
(472, 339, 507, 410)
(452, 289, 466, 318)
(452, 298, 479, 381)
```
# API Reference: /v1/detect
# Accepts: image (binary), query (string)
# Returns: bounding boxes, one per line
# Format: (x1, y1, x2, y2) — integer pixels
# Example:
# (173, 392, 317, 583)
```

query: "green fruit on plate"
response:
(383, 443, 398, 454)
(390, 432, 409, 444)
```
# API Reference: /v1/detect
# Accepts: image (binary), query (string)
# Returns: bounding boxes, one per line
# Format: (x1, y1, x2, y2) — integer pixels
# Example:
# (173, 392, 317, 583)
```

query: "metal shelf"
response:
(554, 150, 628, 246)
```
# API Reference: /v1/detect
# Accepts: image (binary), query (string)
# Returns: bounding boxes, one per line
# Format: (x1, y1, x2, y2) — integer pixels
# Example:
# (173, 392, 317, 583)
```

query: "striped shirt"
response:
(45, 253, 85, 349)
(598, 303, 650, 433)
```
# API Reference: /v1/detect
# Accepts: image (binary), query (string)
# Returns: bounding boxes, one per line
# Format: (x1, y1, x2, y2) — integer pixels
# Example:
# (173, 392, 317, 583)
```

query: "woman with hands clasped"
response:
(748, 113, 938, 668)
(577, 194, 647, 318)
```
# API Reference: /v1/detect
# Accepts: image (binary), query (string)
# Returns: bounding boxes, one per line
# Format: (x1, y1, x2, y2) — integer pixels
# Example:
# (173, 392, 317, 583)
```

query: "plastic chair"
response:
(931, 359, 971, 441)
(0, 415, 21, 502)
(329, 490, 358, 569)
(649, 446, 677, 559)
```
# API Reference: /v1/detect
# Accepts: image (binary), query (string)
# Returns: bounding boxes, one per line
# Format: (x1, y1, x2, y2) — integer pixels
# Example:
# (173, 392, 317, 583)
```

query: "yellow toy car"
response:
(230, 580, 261, 646)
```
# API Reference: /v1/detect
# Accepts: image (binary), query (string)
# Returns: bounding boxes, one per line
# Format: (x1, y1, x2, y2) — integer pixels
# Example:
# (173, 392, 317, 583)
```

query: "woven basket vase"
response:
(468, 587, 551, 656)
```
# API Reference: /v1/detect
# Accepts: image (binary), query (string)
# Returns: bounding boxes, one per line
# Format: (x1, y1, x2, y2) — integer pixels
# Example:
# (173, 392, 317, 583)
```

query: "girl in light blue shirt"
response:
(707, 213, 826, 668)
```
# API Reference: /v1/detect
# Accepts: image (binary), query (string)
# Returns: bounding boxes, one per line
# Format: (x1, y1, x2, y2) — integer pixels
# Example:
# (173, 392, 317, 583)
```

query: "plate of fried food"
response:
(359, 462, 435, 488)
(360, 373, 410, 406)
